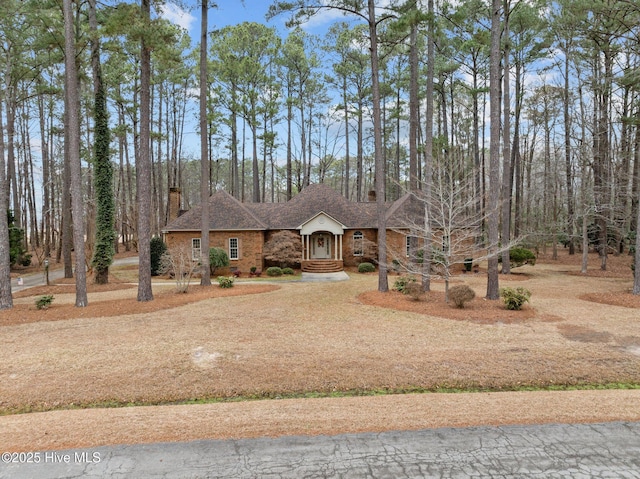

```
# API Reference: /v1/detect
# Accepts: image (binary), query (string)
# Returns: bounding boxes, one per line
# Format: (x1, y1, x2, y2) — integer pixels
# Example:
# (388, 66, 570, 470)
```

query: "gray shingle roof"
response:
(163, 183, 416, 232)
(164, 190, 267, 231)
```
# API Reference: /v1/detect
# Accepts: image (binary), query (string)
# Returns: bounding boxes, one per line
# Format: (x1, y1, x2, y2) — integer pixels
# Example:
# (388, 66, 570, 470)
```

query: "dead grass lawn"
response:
(1, 250, 639, 451)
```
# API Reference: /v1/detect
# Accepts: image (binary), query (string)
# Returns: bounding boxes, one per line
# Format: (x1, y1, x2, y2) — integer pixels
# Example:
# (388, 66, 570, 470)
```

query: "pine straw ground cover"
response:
(1, 250, 640, 451)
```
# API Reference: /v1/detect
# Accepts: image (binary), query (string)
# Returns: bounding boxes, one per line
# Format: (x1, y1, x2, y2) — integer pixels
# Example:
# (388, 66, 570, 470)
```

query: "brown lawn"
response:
(1, 249, 640, 451)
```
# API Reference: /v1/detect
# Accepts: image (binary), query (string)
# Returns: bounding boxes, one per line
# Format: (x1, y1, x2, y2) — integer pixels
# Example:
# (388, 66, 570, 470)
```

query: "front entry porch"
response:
(298, 212, 346, 274)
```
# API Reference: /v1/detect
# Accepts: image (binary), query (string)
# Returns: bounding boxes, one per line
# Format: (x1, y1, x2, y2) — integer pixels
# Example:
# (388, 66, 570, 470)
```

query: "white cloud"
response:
(157, 2, 196, 32)
(300, 7, 352, 30)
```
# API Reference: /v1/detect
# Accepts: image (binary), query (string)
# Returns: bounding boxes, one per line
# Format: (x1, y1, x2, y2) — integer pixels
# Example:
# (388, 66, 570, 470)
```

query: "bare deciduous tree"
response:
(161, 243, 200, 293)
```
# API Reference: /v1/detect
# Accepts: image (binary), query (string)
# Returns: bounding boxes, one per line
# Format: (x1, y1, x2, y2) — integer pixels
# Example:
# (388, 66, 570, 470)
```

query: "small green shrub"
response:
(508, 247, 536, 268)
(20, 254, 32, 267)
(217, 276, 234, 288)
(266, 266, 283, 277)
(500, 287, 531, 310)
(150, 236, 167, 276)
(393, 275, 416, 293)
(209, 247, 230, 275)
(448, 285, 476, 309)
(35, 295, 54, 310)
(282, 267, 295, 275)
(358, 262, 375, 273)
(403, 281, 423, 301)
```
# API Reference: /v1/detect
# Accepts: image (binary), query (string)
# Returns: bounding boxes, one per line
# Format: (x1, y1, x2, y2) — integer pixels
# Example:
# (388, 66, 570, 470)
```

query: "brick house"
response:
(161, 183, 425, 274)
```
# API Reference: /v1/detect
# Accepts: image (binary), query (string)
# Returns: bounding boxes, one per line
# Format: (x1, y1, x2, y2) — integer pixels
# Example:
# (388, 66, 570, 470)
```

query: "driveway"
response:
(10, 256, 140, 293)
(2, 422, 639, 478)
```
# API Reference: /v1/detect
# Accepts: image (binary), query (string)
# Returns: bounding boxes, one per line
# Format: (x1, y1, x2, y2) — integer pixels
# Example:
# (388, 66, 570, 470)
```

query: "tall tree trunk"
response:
(61, 105, 73, 275)
(63, 0, 88, 306)
(4, 88, 20, 230)
(563, 44, 575, 255)
(366, 0, 387, 292)
(286, 84, 293, 200)
(512, 60, 523, 239)
(0, 92, 12, 309)
(357, 99, 363, 201)
(409, 23, 419, 194)
(252, 120, 260, 202)
(634, 204, 640, 294)
(500, 0, 512, 274)
(422, 0, 435, 293)
(472, 56, 482, 244)
(343, 76, 350, 199)
(200, 1, 211, 286)
(37, 90, 52, 258)
(486, 0, 501, 300)
(137, 0, 153, 301)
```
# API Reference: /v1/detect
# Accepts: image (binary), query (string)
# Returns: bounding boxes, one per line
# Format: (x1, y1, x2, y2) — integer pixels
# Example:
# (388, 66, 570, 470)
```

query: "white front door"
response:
(312, 234, 331, 259)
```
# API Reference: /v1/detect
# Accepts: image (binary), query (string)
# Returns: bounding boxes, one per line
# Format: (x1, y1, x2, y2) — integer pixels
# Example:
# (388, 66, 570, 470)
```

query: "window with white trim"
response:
(406, 235, 412, 257)
(353, 231, 363, 256)
(229, 237, 239, 260)
(442, 235, 450, 253)
(191, 238, 201, 261)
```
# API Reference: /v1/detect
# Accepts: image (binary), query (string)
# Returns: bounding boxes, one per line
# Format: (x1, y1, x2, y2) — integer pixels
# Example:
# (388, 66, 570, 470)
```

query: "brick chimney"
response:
(168, 187, 181, 222)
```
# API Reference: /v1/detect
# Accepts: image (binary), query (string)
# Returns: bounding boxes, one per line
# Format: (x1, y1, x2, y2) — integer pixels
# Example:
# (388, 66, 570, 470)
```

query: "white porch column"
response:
(301, 235, 305, 261)
(339, 234, 343, 261)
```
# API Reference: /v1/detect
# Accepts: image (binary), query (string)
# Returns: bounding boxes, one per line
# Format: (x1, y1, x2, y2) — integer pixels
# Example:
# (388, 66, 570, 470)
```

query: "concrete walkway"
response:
(301, 271, 350, 282)
(2, 422, 639, 478)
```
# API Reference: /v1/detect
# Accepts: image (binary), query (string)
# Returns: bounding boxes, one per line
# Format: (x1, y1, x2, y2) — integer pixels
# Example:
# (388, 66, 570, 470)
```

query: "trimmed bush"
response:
(282, 267, 295, 275)
(508, 247, 536, 268)
(266, 266, 283, 277)
(358, 262, 375, 273)
(35, 295, 54, 310)
(500, 287, 531, 310)
(448, 284, 476, 309)
(393, 275, 416, 293)
(150, 236, 167, 276)
(217, 276, 234, 288)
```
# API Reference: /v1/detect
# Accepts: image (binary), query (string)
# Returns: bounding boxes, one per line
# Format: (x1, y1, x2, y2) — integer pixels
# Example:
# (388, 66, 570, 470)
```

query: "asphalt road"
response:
(2, 422, 640, 478)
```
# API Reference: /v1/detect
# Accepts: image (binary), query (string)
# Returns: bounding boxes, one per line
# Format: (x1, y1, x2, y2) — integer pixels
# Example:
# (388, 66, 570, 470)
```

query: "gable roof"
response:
(385, 192, 425, 229)
(163, 183, 416, 233)
(257, 183, 377, 229)
(164, 190, 267, 231)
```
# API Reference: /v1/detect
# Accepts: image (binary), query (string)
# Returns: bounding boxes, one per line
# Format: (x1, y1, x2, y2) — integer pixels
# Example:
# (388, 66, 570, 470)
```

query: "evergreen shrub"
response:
(500, 287, 531, 310)
(266, 266, 283, 277)
(358, 262, 375, 273)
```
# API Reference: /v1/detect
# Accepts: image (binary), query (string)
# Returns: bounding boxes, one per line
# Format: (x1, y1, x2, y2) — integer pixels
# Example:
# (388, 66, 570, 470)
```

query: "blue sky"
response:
(156, 1, 354, 161)
(157, 1, 346, 40)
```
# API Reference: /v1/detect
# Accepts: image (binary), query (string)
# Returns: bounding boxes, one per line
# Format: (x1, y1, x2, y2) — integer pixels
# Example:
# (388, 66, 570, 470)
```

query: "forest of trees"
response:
(1, 0, 640, 308)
